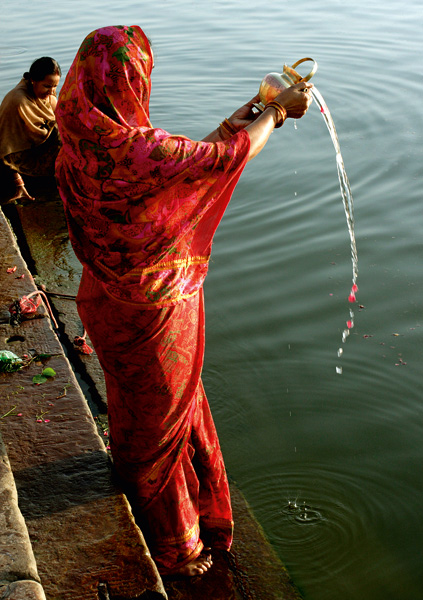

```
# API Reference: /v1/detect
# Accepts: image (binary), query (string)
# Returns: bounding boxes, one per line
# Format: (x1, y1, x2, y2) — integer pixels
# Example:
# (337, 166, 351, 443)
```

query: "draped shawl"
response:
(0, 79, 57, 159)
(55, 25, 250, 307)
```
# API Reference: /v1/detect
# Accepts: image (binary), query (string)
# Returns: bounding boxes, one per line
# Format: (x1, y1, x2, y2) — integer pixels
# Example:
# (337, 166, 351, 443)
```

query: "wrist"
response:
(264, 101, 287, 128)
(219, 118, 238, 140)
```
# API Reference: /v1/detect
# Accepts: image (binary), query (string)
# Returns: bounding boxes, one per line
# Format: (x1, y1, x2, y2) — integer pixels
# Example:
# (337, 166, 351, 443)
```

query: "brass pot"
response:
(256, 57, 318, 110)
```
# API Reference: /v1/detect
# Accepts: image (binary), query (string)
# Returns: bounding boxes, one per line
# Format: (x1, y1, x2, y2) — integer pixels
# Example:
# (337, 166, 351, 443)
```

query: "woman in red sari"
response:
(55, 25, 312, 576)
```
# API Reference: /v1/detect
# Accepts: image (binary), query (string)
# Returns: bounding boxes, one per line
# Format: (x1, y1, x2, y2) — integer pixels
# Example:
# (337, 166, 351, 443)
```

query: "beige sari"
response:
(0, 79, 59, 176)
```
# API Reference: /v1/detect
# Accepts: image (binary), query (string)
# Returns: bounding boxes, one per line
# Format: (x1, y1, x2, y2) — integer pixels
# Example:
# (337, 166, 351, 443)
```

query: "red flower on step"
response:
(73, 336, 94, 355)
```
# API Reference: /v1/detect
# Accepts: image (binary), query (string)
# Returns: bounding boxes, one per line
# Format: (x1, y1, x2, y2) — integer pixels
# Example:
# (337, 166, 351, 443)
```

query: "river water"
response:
(1, 2, 422, 599)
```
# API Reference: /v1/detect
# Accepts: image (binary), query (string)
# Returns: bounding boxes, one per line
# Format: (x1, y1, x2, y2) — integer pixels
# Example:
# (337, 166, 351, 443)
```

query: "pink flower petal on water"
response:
(351, 284, 358, 293)
(348, 293, 356, 303)
(347, 320, 353, 329)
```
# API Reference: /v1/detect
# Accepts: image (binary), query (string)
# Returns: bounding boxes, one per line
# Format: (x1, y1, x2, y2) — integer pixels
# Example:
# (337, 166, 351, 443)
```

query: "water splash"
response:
(284, 500, 324, 525)
(311, 87, 358, 373)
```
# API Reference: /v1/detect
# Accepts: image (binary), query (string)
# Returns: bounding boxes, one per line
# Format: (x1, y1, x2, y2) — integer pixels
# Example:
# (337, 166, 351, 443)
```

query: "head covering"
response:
(56, 25, 250, 307)
(0, 79, 57, 159)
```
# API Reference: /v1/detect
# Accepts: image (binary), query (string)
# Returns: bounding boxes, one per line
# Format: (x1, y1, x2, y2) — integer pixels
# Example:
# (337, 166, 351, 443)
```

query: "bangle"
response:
(264, 100, 287, 128)
(224, 118, 237, 133)
(223, 118, 237, 134)
(219, 118, 238, 138)
(218, 123, 230, 140)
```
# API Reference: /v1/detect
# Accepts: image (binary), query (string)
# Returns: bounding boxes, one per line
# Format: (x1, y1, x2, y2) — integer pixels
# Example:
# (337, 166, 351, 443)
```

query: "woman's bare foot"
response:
(10, 185, 35, 202)
(173, 550, 213, 577)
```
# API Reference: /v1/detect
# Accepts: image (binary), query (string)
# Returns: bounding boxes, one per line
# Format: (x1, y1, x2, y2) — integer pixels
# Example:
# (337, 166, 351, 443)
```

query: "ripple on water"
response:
(0, 46, 27, 57)
(240, 461, 420, 590)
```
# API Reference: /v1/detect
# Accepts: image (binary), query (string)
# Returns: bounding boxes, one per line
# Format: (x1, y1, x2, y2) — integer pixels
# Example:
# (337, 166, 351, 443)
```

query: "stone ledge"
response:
(0, 580, 46, 600)
(0, 434, 40, 587)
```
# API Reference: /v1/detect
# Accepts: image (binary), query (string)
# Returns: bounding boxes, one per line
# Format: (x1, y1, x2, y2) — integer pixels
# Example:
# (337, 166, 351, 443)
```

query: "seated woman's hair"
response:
(23, 57, 62, 82)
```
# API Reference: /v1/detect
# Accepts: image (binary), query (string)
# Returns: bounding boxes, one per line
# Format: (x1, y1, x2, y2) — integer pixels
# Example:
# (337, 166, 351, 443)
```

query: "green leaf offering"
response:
(33, 374, 47, 384)
(42, 367, 56, 378)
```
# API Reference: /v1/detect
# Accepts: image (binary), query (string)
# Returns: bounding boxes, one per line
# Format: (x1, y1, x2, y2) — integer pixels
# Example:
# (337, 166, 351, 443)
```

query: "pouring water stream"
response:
(258, 61, 359, 371)
(310, 86, 358, 372)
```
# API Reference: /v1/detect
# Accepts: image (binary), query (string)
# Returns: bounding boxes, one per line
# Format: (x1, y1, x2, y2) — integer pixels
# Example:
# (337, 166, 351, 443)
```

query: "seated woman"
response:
(0, 56, 61, 202)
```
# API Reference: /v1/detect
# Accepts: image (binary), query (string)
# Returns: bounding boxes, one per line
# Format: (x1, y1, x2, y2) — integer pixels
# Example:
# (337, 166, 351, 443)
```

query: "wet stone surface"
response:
(12, 182, 107, 408)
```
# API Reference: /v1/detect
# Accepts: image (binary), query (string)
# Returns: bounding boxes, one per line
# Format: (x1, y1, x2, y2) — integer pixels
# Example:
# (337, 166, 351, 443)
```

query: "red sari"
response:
(55, 25, 250, 573)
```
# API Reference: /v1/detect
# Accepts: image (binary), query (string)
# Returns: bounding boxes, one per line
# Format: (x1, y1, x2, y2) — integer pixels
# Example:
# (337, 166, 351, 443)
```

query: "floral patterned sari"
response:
(55, 25, 250, 573)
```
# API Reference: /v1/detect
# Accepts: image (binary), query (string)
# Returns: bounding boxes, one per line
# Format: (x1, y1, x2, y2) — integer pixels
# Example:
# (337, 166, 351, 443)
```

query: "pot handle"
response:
(290, 57, 318, 82)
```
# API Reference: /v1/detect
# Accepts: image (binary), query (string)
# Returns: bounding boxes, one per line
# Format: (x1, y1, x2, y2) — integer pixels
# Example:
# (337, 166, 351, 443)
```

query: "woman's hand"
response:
(201, 94, 261, 142)
(243, 82, 313, 161)
(273, 82, 313, 119)
(228, 83, 313, 130)
(227, 94, 261, 131)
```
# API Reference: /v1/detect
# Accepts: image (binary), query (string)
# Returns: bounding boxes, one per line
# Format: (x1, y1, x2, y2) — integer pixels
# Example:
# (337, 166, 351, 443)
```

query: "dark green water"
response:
(1, 2, 422, 598)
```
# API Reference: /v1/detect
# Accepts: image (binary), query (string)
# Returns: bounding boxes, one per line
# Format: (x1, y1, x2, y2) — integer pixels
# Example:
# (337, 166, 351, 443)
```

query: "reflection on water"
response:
(2, 1, 423, 599)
